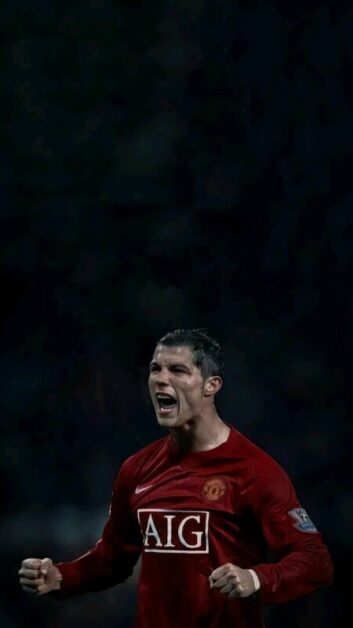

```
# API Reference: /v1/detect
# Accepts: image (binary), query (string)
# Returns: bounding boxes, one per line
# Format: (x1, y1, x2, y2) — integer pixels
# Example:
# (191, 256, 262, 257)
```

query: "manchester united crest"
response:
(201, 477, 227, 502)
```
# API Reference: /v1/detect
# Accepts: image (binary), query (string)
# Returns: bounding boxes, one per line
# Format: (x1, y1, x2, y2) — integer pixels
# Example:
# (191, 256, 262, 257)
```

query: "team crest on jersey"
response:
(288, 508, 318, 533)
(201, 477, 227, 502)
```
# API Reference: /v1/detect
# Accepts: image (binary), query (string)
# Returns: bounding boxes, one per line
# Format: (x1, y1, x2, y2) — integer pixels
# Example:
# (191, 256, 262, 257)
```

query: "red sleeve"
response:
(54, 460, 142, 598)
(250, 460, 334, 604)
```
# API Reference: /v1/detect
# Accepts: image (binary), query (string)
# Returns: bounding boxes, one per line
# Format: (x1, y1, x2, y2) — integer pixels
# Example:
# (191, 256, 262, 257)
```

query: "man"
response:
(19, 328, 333, 627)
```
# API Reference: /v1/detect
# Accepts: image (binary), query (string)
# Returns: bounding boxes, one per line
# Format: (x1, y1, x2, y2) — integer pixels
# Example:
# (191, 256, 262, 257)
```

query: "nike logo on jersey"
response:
(135, 484, 153, 494)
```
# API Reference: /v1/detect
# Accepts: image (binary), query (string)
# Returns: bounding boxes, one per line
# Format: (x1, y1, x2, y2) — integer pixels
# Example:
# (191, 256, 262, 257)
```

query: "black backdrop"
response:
(1, 1, 352, 626)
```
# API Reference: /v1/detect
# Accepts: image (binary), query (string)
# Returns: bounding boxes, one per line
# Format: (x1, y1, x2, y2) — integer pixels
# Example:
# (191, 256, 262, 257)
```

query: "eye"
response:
(149, 364, 160, 373)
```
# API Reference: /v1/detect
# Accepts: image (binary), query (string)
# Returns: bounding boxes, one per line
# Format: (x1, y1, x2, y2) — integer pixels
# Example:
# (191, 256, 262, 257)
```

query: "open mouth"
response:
(155, 393, 177, 413)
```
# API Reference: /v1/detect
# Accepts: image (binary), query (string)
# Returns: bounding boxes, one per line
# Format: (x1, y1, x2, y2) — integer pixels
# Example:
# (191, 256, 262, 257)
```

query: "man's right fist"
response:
(18, 557, 62, 595)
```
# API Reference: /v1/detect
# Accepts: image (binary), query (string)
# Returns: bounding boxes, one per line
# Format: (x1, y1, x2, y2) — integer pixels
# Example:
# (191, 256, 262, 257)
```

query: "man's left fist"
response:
(209, 563, 256, 599)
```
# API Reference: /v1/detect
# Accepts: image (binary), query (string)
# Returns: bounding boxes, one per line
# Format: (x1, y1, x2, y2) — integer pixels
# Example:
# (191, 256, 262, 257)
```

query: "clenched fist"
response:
(209, 563, 257, 599)
(18, 557, 62, 596)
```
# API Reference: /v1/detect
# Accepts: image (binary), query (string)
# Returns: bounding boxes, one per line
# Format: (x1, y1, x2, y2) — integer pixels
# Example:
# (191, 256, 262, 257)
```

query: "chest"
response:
(129, 462, 251, 555)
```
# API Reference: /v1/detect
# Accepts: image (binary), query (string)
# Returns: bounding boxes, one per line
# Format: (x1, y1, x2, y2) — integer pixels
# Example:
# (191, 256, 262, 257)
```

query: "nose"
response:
(155, 367, 170, 386)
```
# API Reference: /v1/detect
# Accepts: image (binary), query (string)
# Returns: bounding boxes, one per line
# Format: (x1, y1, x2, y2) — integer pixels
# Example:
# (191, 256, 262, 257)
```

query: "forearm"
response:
(53, 541, 138, 599)
(253, 541, 333, 604)
(53, 464, 143, 599)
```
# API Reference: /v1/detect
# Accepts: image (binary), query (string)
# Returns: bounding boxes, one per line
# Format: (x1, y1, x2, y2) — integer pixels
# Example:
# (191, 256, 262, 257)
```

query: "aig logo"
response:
(137, 509, 210, 554)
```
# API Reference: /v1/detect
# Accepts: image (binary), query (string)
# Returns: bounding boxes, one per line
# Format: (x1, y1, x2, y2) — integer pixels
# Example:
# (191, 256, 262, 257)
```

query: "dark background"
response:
(1, 1, 352, 626)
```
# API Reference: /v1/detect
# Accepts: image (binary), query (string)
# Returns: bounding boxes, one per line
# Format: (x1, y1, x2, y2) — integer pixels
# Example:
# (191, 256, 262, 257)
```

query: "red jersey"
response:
(55, 428, 333, 627)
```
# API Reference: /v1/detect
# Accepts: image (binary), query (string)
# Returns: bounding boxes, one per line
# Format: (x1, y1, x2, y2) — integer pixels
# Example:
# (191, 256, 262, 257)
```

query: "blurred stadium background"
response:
(1, 1, 352, 626)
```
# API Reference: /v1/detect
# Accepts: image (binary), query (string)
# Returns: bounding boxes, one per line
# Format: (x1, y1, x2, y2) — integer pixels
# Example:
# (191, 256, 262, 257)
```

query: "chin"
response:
(156, 413, 182, 428)
(157, 417, 178, 427)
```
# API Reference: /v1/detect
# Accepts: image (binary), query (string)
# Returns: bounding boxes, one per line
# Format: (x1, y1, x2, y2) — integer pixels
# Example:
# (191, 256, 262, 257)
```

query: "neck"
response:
(169, 411, 230, 453)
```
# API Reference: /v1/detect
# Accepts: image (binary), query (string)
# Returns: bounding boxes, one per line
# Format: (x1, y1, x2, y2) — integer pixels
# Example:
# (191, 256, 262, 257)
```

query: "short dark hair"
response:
(157, 328, 224, 379)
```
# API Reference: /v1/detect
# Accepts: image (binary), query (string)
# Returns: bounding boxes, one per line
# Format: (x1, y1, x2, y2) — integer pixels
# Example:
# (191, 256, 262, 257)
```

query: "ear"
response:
(204, 376, 223, 397)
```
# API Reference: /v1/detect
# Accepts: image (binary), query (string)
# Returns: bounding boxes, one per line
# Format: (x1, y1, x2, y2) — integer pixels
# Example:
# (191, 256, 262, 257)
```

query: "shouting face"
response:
(148, 344, 217, 428)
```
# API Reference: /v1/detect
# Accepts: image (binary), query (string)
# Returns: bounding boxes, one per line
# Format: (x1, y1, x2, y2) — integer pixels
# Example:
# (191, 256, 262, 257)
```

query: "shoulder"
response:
(228, 430, 310, 517)
(124, 436, 169, 468)
(114, 436, 170, 487)
(230, 428, 293, 489)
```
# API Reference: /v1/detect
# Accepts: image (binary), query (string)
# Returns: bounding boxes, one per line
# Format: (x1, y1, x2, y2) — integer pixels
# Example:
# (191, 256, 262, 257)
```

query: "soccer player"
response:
(19, 328, 333, 627)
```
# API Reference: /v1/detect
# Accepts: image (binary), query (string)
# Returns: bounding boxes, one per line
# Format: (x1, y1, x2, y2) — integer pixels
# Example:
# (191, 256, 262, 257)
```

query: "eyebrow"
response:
(149, 361, 191, 370)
